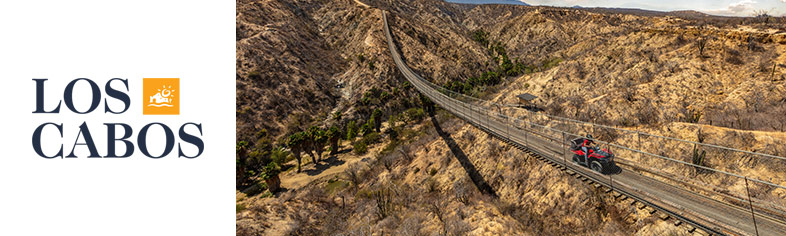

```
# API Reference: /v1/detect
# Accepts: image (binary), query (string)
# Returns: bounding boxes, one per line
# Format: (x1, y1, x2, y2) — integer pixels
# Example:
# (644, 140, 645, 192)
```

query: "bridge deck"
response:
(382, 11, 786, 236)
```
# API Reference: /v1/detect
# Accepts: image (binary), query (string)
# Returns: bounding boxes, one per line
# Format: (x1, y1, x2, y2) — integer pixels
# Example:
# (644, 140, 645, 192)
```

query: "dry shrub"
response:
(445, 216, 472, 236)
(396, 214, 426, 236)
(545, 100, 565, 116)
(453, 177, 475, 205)
(636, 102, 659, 126)
(578, 102, 609, 125)
(399, 145, 414, 164)
(425, 178, 440, 193)
(345, 163, 365, 191)
(493, 198, 543, 233)
(725, 48, 743, 65)
(381, 153, 398, 172)
(428, 197, 448, 229)
(704, 98, 786, 132)
(462, 129, 476, 142)
(322, 206, 352, 235)
(566, 94, 585, 118)
(595, 126, 620, 142)
(621, 87, 635, 103)
(236, 223, 260, 236)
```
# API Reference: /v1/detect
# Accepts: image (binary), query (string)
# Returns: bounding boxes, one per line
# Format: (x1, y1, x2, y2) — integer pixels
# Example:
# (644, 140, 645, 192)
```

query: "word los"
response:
(31, 78, 204, 158)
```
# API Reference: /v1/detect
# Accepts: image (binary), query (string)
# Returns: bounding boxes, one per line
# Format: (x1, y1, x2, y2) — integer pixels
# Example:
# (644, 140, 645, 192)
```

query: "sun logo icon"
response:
(149, 85, 175, 107)
(143, 78, 179, 115)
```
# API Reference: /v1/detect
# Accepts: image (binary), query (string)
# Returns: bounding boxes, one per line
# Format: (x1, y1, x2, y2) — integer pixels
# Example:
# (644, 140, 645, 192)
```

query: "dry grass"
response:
(235, 0, 786, 234)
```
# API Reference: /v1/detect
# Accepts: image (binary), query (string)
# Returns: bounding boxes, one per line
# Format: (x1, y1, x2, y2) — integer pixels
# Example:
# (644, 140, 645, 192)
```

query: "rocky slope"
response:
(237, 0, 786, 234)
(237, 111, 691, 235)
(237, 0, 495, 142)
(474, 4, 786, 211)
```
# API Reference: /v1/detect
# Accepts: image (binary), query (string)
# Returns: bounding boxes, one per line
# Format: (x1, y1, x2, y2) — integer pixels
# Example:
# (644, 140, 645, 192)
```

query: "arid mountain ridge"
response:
(237, 0, 785, 143)
(237, 0, 786, 234)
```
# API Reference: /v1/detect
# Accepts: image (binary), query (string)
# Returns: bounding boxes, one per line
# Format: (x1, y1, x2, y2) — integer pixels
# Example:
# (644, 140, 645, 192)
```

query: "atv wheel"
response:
(572, 155, 580, 164)
(590, 161, 603, 173)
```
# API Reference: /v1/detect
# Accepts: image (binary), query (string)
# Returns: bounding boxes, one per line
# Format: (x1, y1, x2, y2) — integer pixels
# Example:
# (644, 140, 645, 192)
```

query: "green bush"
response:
(332, 111, 342, 121)
(325, 179, 350, 195)
(380, 91, 391, 101)
(380, 139, 400, 156)
(361, 121, 373, 136)
(405, 108, 425, 122)
(259, 162, 281, 180)
(269, 147, 288, 166)
(346, 120, 358, 141)
(542, 58, 562, 69)
(236, 141, 249, 153)
(402, 81, 411, 89)
(354, 141, 368, 155)
(243, 181, 267, 196)
(362, 132, 380, 144)
(361, 96, 372, 106)
(471, 29, 490, 47)
(247, 70, 261, 80)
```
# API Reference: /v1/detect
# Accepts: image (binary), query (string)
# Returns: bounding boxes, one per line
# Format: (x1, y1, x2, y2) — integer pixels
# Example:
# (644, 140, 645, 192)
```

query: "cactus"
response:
(686, 109, 702, 123)
(374, 189, 394, 219)
(692, 144, 709, 174)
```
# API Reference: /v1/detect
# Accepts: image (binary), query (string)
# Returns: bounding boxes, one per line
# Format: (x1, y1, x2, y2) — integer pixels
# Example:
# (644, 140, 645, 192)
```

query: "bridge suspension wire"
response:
(433, 78, 786, 163)
(409, 61, 786, 165)
(383, 10, 785, 234)
(384, 11, 785, 191)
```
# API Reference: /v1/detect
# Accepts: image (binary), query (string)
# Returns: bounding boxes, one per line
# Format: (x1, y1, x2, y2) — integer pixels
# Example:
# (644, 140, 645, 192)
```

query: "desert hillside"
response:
(236, 0, 786, 235)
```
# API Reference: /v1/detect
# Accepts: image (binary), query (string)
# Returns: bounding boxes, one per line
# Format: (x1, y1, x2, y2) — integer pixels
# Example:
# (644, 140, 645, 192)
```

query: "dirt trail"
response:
(353, 0, 370, 8)
(279, 149, 366, 190)
(280, 122, 395, 190)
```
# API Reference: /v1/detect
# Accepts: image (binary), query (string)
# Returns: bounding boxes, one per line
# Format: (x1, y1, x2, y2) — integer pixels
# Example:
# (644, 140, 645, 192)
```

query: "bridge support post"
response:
(637, 131, 642, 161)
(486, 105, 491, 131)
(463, 97, 466, 120)
(562, 131, 566, 165)
(525, 122, 529, 147)
(506, 115, 510, 142)
(469, 103, 477, 126)
(745, 177, 760, 236)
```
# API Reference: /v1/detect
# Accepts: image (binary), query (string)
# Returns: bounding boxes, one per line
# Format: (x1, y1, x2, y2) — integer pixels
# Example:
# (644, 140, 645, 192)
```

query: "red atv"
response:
(570, 137, 615, 174)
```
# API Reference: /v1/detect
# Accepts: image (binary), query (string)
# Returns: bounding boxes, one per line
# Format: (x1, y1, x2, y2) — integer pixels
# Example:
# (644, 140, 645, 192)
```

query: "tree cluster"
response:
(448, 30, 533, 95)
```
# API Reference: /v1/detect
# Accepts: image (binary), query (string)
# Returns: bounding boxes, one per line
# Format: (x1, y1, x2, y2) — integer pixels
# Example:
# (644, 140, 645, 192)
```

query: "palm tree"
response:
(372, 108, 383, 132)
(309, 126, 327, 162)
(287, 132, 306, 172)
(236, 141, 249, 186)
(327, 126, 342, 155)
(300, 129, 318, 165)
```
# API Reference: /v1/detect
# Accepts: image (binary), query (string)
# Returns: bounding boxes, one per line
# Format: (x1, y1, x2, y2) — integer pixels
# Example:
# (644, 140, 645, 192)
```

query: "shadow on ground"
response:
(606, 164, 623, 175)
(306, 155, 346, 176)
(429, 110, 498, 197)
(333, 148, 352, 155)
